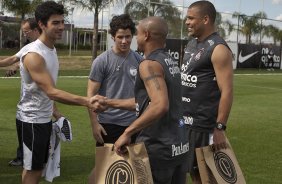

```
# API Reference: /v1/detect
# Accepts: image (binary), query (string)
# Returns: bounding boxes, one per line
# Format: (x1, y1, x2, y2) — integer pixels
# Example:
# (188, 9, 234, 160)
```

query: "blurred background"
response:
(0, 0, 281, 69)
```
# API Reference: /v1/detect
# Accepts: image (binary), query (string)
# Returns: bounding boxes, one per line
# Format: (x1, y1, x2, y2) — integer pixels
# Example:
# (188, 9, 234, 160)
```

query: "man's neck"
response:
(39, 35, 55, 49)
(197, 27, 216, 42)
(112, 46, 130, 57)
(144, 43, 165, 58)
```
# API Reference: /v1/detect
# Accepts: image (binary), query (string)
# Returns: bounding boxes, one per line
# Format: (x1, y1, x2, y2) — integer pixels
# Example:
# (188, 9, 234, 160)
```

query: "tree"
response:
(276, 30, 282, 48)
(263, 24, 280, 45)
(124, 0, 182, 38)
(2, 0, 43, 47)
(233, 11, 267, 44)
(215, 12, 234, 40)
(69, 0, 123, 60)
(2, 0, 43, 20)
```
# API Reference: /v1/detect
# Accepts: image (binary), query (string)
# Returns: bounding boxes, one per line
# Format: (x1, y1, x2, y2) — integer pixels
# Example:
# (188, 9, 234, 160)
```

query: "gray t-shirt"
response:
(89, 49, 143, 126)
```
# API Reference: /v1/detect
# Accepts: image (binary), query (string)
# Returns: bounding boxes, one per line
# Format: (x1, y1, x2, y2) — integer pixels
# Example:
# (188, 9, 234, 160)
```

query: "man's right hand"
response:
(89, 95, 108, 112)
(92, 123, 107, 144)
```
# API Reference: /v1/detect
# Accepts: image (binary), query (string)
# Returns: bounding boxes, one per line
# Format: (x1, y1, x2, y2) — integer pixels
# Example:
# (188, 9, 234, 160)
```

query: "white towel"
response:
(42, 123, 61, 182)
(42, 117, 72, 182)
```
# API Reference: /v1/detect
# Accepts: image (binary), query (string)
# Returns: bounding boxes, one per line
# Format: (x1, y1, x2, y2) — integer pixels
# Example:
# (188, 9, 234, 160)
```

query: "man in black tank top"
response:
(182, 1, 233, 183)
(98, 16, 188, 184)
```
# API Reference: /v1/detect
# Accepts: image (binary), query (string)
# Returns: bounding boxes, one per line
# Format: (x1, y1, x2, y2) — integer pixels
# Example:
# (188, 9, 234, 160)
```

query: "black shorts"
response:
(186, 127, 212, 174)
(152, 162, 187, 184)
(96, 123, 137, 147)
(20, 119, 52, 170)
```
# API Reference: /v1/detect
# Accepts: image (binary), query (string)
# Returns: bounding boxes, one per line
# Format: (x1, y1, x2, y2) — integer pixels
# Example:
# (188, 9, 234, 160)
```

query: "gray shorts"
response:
(186, 127, 212, 174)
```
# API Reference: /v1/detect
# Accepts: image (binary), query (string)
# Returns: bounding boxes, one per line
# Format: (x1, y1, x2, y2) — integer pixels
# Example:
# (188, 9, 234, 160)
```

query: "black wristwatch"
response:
(216, 122, 226, 131)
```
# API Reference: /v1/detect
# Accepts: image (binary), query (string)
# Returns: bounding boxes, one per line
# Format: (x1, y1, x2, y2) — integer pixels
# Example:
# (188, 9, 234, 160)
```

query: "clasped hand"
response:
(89, 95, 108, 112)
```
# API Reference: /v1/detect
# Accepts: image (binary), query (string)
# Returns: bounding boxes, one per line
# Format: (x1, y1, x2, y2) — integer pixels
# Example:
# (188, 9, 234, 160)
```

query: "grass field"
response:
(1, 70, 282, 183)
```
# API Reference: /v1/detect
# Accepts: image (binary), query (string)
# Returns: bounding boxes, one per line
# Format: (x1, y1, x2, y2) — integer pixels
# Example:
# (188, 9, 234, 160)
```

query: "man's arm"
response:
(0, 55, 19, 67)
(53, 103, 63, 121)
(114, 60, 169, 155)
(23, 52, 93, 108)
(212, 44, 233, 150)
(106, 98, 135, 111)
(87, 79, 108, 144)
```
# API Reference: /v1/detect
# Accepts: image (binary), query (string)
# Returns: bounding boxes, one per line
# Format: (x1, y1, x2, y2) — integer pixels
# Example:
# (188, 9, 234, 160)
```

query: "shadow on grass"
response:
(0, 155, 95, 184)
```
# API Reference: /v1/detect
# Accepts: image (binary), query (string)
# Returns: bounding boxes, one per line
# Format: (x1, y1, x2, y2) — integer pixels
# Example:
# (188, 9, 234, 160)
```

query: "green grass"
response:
(230, 74, 282, 183)
(0, 77, 94, 184)
(1, 71, 282, 183)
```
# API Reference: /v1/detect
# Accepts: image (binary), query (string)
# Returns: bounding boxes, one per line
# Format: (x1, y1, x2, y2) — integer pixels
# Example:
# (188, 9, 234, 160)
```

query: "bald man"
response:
(102, 16, 189, 184)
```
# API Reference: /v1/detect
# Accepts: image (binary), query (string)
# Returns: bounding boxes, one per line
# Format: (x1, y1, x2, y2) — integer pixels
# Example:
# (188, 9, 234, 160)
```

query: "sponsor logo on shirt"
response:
(172, 142, 189, 157)
(129, 67, 137, 77)
(178, 119, 185, 127)
(183, 116, 193, 125)
(181, 73, 197, 88)
(182, 53, 195, 71)
(164, 56, 180, 76)
(208, 39, 214, 46)
(195, 48, 204, 61)
(182, 97, 191, 103)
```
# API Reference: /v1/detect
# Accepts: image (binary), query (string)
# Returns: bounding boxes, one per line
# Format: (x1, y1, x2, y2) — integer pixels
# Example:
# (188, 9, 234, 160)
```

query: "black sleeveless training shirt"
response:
(135, 48, 188, 169)
(181, 32, 230, 132)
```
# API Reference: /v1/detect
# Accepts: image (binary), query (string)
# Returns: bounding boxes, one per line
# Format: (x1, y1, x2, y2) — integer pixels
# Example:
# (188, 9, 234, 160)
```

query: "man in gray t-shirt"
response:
(87, 14, 143, 184)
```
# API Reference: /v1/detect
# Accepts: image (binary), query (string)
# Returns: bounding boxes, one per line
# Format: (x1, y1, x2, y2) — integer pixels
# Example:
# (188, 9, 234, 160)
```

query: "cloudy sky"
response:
(71, 0, 282, 29)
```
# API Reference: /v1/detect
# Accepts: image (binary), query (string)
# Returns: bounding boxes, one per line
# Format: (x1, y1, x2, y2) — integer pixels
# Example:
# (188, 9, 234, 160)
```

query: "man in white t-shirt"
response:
(2, 2, 104, 184)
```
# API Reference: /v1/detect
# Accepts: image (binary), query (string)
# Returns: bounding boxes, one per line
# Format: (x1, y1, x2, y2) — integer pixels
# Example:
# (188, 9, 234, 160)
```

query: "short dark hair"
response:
(189, 1, 216, 24)
(35, 1, 64, 26)
(109, 14, 136, 37)
(27, 18, 42, 33)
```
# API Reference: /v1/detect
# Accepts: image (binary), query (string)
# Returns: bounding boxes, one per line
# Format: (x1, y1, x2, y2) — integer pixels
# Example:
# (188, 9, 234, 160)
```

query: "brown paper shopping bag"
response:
(196, 139, 246, 184)
(94, 142, 153, 184)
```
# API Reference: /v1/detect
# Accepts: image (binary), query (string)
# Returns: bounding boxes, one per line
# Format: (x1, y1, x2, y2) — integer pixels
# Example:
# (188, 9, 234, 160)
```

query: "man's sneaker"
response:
(54, 117, 72, 142)
(8, 158, 23, 166)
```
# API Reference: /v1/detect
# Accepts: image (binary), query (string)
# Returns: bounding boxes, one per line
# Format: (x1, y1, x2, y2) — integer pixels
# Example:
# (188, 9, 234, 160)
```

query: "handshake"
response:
(89, 95, 108, 113)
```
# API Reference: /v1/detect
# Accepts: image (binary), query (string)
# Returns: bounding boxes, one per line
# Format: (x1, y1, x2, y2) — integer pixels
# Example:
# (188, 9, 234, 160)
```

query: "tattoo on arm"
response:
(144, 66, 161, 90)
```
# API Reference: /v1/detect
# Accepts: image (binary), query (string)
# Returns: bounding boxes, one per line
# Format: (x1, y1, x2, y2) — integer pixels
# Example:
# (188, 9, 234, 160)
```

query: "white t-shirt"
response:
(16, 39, 59, 123)
(15, 42, 33, 59)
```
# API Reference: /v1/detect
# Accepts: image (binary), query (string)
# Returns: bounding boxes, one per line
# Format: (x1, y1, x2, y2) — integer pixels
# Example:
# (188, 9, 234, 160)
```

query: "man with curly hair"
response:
(87, 14, 143, 183)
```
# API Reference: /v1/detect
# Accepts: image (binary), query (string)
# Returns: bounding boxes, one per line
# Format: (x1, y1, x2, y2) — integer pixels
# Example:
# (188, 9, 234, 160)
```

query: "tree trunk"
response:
(247, 34, 251, 44)
(92, 9, 99, 61)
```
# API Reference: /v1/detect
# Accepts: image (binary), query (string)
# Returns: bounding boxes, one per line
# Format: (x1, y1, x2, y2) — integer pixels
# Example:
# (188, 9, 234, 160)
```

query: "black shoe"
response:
(61, 118, 71, 140)
(8, 158, 23, 166)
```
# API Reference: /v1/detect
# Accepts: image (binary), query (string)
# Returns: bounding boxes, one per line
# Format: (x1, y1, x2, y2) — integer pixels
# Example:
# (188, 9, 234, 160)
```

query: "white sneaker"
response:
(54, 117, 72, 142)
